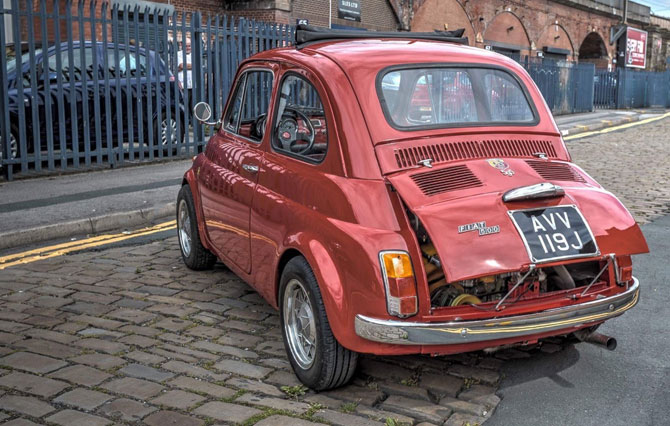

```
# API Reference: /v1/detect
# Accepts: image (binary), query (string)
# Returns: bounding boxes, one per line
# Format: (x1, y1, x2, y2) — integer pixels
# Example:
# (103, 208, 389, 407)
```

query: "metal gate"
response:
(593, 69, 618, 109)
(523, 59, 595, 115)
(0, 0, 293, 181)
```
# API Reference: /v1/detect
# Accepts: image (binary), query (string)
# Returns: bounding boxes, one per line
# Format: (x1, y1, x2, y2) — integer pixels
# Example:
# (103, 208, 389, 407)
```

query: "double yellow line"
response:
(564, 111, 670, 141)
(0, 220, 176, 271)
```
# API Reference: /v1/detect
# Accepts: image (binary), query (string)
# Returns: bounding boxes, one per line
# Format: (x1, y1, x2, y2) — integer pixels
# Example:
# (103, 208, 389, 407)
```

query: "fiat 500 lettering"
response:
(176, 25, 648, 391)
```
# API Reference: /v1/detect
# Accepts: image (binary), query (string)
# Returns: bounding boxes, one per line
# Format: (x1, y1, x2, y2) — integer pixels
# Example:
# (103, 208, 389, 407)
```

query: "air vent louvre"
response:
(411, 165, 483, 196)
(394, 139, 557, 169)
(526, 160, 586, 182)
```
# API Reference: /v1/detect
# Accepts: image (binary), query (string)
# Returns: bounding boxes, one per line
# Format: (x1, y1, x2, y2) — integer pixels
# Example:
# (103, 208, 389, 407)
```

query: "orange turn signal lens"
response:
(380, 251, 417, 318)
(381, 252, 414, 279)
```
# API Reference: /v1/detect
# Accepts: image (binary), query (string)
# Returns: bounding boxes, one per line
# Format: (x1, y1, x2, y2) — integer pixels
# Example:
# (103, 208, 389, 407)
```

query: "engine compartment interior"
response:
(407, 209, 606, 308)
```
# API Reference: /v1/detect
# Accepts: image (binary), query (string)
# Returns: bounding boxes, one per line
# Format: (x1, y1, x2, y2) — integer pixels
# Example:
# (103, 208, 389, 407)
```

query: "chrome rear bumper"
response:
(355, 277, 639, 345)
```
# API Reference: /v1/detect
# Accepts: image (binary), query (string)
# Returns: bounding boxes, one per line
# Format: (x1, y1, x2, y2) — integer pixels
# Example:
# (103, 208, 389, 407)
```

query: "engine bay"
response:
(407, 210, 605, 308)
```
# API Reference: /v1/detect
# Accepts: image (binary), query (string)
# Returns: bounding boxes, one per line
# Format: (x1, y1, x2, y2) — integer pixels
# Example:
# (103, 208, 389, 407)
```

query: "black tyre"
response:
(279, 256, 358, 390)
(176, 184, 217, 270)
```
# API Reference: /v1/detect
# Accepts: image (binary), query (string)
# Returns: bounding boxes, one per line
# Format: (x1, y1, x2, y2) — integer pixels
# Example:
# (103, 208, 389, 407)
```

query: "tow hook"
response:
(576, 330, 617, 351)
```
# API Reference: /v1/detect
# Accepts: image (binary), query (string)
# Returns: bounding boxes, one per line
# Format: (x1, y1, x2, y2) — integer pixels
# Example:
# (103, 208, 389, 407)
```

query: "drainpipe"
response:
(623, 0, 628, 24)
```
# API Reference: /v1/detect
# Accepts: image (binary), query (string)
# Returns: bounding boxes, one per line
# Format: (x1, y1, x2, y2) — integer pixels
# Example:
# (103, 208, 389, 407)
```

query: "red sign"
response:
(625, 27, 647, 69)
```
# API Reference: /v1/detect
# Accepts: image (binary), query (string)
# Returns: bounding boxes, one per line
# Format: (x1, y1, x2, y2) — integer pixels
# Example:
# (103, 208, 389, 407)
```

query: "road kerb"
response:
(0, 202, 175, 251)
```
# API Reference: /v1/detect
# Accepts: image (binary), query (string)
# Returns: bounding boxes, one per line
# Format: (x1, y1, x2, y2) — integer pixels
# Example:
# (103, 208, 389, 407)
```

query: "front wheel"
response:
(154, 111, 184, 151)
(176, 184, 217, 270)
(280, 256, 358, 390)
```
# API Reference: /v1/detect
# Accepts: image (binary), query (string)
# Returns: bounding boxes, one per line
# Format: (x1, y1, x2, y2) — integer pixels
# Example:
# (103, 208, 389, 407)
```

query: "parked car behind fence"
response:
(2, 41, 185, 168)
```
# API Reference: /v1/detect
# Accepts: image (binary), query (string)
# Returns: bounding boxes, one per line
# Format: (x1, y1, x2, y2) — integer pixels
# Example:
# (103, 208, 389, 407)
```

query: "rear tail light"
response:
(616, 256, 633, 284)
(379, 251, 418, 318)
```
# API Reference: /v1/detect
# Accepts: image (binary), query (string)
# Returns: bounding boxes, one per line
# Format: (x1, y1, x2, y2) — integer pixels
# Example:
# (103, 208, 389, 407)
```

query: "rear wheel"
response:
(280, 256, 358, 390)
(177, 184, 216, 270)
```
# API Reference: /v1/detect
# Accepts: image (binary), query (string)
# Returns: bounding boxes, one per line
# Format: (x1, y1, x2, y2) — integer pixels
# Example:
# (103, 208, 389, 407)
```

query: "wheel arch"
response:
(274, 237, 359, 351)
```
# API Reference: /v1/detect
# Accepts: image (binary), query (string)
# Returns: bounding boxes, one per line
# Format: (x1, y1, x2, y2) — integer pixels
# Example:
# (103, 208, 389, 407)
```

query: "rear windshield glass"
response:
(378, 67, 536, 129)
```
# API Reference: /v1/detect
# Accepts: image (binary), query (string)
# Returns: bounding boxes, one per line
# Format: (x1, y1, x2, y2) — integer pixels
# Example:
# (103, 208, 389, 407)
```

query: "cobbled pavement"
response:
(0, 118, 667, 426)
(568, 116, 670, 224)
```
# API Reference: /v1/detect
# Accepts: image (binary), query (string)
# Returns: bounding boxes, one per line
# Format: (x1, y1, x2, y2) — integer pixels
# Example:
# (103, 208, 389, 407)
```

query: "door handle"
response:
(242, 164, 259, 173)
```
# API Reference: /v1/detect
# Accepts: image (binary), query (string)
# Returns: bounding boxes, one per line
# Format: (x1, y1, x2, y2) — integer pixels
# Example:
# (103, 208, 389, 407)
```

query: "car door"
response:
(43, 45, 98, 154)
(198, 67, 275, 273)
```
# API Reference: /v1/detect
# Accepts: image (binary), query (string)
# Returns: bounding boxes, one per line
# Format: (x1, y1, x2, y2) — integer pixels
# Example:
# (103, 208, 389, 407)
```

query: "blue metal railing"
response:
(0, 0, 293, 180)
(1, 1, 668, 180)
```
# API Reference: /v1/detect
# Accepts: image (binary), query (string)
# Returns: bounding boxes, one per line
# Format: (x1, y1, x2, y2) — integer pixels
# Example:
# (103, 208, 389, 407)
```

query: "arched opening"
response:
(483, 11, 531, 61)
(411, 0, 475, 46)
(579, 32, 609, 68)
(537, 24, 574, 62)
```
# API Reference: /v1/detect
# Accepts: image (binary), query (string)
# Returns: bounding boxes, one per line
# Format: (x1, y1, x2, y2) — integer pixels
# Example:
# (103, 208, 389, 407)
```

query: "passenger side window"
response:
(272, 74, 328, 162)
(239, 70, 273, 142)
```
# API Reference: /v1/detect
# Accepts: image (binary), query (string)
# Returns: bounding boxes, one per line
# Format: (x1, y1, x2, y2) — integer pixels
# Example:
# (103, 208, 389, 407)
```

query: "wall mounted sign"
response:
(625, 27, 647, 69)
(338, 0, 361, 22)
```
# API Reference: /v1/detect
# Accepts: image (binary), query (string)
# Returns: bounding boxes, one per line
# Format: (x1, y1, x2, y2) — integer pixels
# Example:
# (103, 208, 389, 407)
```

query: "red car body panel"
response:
(184, 39, 648, 355)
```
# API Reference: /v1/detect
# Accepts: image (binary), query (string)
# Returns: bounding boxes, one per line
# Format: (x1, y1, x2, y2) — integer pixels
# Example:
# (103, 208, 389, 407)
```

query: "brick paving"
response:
(568, 116, 670, 224)
(0, 239, 512, 425)
(0, 118, 666, 425)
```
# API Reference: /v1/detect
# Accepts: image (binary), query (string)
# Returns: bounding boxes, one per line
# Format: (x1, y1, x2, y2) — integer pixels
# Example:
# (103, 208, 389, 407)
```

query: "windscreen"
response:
(379, 67, 536, 129)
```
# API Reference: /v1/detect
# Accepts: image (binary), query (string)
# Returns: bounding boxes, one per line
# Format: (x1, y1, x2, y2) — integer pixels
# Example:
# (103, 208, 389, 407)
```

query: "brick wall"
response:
(411, 0, 619, 67)
(292, 0, 398, 31)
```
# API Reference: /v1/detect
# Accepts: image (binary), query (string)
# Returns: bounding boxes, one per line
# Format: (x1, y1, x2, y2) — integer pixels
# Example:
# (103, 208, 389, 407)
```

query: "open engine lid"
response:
(388, 159, 649, 282)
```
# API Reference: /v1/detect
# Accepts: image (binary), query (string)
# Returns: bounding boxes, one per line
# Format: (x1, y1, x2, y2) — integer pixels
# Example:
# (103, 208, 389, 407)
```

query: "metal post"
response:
(193, 11, 204, 151)
(329, 0, 332, 29)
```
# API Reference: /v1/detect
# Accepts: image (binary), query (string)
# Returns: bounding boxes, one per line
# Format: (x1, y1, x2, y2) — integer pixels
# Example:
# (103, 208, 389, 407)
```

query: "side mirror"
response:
(193, 101, 219, 127)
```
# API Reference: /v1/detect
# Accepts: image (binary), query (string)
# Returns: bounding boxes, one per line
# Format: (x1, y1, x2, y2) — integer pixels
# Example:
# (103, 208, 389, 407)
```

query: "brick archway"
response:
(579, 31, 610, 68)
(537, 23, 575, 61)
(483, 11, 532, 58)
(410, 0, 475, 45)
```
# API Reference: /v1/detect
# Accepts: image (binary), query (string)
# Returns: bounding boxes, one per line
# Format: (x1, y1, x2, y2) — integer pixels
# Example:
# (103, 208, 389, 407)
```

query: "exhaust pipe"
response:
(582, 332, 617, 351)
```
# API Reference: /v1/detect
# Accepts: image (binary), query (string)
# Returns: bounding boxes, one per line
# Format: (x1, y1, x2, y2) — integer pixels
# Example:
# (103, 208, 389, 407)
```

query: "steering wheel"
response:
(254, 114, 267, 139)
(277, 107, 315, 155)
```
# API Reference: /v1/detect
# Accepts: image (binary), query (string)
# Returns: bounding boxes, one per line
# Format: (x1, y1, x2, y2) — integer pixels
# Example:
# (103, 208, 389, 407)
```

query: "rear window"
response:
(378, 66, 536, 129)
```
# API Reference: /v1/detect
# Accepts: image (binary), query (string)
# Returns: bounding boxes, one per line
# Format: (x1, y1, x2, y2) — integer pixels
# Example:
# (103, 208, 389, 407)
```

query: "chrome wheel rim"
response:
(161, 117, 178, 146)
(283, 279, 316, 369)
(9, 132, 17, 159)
(177, 199, 192, 257)
(1, 132, 17, 161)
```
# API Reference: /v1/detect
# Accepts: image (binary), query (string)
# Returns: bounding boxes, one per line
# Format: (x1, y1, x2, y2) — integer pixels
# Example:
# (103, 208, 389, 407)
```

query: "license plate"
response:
(509, 205, 599, 263)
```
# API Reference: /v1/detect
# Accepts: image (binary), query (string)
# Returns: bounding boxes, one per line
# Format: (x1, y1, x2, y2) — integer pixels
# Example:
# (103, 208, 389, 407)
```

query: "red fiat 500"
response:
(176, 26, 648, 391)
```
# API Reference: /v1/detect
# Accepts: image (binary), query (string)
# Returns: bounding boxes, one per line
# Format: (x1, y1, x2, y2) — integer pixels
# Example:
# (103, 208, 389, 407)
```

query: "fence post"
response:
(192, 11, 204, 151)
(616, 68, 623, 109)
(0, 0, 10, 180)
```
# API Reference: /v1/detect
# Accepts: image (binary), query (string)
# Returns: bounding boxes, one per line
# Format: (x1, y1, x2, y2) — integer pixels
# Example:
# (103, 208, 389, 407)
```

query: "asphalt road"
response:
(487, 214, 670, 426)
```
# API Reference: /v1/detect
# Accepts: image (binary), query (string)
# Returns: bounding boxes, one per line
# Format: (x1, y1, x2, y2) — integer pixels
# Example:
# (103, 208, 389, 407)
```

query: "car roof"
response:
(252, 38, 523, 75)
(248, 39, 555, 143)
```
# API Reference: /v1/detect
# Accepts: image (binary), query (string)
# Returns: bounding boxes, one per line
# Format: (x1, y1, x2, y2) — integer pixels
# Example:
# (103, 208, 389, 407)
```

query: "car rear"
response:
(314, 40, 648, 352)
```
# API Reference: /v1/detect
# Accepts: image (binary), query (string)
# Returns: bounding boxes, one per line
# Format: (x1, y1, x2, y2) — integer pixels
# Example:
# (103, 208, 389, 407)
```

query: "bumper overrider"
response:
(355, 277, 639, 345)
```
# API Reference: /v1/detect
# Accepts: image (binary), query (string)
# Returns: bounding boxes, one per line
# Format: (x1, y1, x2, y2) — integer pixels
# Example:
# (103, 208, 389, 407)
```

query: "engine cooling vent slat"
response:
(411, 165, 483, 196)
(526, 160, 586, 182)
(395, 139, 557, 169)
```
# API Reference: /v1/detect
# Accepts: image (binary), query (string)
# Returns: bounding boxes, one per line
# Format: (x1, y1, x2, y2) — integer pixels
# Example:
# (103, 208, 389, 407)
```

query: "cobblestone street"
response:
(568, 116, 670, 224)
(0, 117, 668, 426)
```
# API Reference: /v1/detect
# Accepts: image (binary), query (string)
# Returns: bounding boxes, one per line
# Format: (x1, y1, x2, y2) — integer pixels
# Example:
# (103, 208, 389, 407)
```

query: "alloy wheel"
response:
(161, 117, 179, 146)
(283, 278, 317, 369)
(177, 199, 192, 257)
